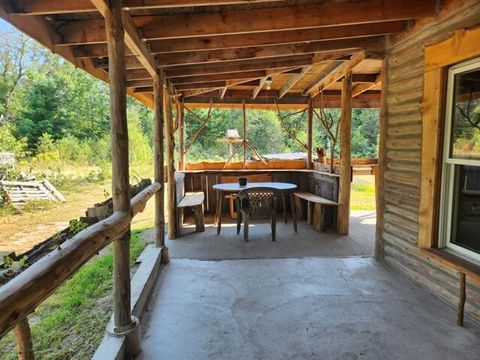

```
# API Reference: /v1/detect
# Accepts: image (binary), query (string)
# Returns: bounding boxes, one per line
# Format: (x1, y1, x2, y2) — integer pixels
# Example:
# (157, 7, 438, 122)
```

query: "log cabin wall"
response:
(382, 0, 480, 321)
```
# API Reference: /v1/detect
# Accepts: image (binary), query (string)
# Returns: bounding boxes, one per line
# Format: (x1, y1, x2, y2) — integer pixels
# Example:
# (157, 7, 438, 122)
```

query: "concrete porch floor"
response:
(142, 210, 376, 260)
(138, 257, 480, 360)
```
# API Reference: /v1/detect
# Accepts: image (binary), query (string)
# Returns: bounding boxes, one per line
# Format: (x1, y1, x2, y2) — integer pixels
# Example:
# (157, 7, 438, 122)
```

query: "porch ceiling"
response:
(0, 0, 438, 108)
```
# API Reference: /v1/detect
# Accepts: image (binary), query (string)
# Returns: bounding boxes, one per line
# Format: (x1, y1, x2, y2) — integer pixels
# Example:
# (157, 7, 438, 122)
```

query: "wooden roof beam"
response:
(279, 65, 313, 99)
(170, 70, 267, 85)
(90, 1, 158, 76)
(155, 38, 380, 67)
(252, 77, 269, 99)
(352, 73, 382, 97)
(148, 21, 407, 54)
(5, 0, 285, 15)
(303, 51, 366, 98)
(55, 0, 436, 43)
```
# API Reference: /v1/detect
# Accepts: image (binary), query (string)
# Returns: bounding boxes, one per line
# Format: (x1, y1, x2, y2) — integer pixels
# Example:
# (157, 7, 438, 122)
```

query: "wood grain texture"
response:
(154, 73, 165, 247)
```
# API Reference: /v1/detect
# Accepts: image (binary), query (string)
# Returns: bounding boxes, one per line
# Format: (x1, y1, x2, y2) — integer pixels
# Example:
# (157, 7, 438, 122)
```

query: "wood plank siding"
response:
(382, 0, 480, 321)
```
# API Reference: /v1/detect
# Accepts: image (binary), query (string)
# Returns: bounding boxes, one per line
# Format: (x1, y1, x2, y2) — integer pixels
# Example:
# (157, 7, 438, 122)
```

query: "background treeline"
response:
(1, 31, 379, 183)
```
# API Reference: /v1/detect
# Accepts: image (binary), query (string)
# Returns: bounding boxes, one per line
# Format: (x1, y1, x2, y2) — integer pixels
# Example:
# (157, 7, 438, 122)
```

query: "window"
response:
(440, 57, 480, 263)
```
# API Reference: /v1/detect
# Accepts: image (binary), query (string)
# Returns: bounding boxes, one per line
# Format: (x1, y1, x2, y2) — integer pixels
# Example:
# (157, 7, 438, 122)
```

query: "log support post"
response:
(337, 71, 352, 235)
(178, 100, 185, 171)
(14, 318, 34, 360)
(307, 98, 313, 169)
(105, 0, 140, 354)
(164, 83, 177, 239)
(154, 72, 169, 263)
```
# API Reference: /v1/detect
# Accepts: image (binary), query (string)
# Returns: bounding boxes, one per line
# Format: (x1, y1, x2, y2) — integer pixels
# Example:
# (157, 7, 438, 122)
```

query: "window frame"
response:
(439, 57, 480, 263)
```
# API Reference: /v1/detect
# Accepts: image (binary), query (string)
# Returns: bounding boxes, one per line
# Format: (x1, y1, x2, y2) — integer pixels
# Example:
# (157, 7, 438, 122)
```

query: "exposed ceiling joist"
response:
(170, 70, 267, 85)
(252, 77, 269, 100)
(304, 51, 366, 98)
(55, 0, 436, 44)
(5, 0, 285, 15)
(352, 73, 382, 97)
(279, 65, 313, 99)
(155, 39, 379, 67)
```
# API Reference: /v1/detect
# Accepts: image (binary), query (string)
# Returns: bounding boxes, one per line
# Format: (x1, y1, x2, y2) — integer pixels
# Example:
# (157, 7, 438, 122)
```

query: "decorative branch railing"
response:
(0, 182, 161, 339)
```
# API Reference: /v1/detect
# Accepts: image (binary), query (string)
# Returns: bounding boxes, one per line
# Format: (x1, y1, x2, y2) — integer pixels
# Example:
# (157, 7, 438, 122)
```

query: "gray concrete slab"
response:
(142, 211, 376, 260)
(138, 257, 480, 360)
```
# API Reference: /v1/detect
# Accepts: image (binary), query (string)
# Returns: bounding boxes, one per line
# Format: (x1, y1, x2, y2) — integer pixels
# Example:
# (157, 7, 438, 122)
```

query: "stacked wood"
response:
(1, 180, 65, 208)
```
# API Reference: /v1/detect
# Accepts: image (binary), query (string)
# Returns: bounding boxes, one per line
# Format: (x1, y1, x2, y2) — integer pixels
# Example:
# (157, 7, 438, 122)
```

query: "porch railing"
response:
(0, 182, 161, 359)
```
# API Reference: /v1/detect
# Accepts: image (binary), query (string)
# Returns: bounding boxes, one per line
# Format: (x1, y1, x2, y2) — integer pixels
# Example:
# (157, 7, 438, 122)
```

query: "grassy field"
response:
(350, 175, 376, 211)
(0, 228, 151, 360)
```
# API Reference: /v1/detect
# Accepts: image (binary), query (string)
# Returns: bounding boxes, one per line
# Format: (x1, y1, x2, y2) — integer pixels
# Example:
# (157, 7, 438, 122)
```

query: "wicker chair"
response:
(235, 187, 279, 241)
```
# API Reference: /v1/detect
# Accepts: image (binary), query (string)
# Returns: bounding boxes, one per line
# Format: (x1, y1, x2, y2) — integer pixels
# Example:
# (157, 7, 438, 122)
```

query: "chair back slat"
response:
(237, 187, 279, 219)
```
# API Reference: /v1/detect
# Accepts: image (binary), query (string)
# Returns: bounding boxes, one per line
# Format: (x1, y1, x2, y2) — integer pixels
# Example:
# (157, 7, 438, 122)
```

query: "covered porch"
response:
(1, 0, 480, 359)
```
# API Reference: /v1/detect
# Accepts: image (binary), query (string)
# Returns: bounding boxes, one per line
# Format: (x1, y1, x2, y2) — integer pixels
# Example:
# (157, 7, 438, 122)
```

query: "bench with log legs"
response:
(293, 192, 339, 232)
(177, 192, 205, 235)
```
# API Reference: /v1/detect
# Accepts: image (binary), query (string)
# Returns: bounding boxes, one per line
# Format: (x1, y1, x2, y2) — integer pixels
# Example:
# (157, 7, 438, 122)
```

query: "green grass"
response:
(350, 183, 376, 210)
(0, 229, 151, 360)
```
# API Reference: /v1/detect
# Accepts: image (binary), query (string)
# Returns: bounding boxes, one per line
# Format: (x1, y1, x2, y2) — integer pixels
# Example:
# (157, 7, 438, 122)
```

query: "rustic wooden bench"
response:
(294, 192, 339, 232)
(177, 191, 205, 234)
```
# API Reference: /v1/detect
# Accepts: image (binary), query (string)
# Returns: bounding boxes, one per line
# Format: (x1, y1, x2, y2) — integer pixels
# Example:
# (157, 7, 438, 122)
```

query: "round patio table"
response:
(212, 182, 298, 234)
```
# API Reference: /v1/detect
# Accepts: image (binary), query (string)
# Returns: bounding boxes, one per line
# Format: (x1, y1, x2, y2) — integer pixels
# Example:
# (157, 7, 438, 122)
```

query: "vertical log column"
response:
(307, 99, 313, 169)
(242, 100, 247, 168)
(153, 73, 169, 263)
(337, 71, 352, 235)
(14, 318, 34, 360)
(164, 84, 177, 239)
(178, 101, 185, 171)
(375, 58, 388, 260)
(105, 0, 139, 354)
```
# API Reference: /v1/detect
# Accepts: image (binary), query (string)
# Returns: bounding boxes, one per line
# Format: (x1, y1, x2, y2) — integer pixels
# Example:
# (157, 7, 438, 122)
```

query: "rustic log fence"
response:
(0, 181, 161, 358)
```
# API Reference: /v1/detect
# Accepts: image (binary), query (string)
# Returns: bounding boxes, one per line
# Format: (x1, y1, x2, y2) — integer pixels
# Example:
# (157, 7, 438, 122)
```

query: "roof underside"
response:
(0, 0, 438, 109)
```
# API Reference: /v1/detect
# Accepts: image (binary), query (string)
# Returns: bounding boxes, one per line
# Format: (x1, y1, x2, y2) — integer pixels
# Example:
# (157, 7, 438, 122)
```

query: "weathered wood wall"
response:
(382, 0, 480, 321)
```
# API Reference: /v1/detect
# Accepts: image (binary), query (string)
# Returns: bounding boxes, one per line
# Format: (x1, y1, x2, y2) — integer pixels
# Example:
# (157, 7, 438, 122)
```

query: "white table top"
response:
(212, 182, 297, 192)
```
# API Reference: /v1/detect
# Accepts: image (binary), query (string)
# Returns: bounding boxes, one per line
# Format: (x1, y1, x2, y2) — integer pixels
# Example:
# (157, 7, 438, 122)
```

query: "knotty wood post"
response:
(153, 72, 169, 263)
(337, 71, 352, 235)
(307, 98, 313, 169)
(105, 0, 140, 354)
(178, 100, 185, 171)
(14, 318, 34, 360)
(242, 100, 247, 168)
(164, 83, 177, 239)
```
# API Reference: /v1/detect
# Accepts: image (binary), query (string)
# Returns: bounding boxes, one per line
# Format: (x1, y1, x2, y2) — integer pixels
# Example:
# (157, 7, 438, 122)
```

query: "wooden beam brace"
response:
(279, 65, 312, 99)
(304, 51, 366, 98)
(252, 77, 269, 99)
(90, 0, 158, 76)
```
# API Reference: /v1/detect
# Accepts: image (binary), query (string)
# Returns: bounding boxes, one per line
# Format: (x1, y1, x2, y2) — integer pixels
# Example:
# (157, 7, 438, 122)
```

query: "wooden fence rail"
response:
(0, 182, 161, 338)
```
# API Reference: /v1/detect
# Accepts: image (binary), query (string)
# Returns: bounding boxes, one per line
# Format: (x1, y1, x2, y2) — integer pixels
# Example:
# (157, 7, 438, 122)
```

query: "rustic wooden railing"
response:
(0, 182, 161, 358)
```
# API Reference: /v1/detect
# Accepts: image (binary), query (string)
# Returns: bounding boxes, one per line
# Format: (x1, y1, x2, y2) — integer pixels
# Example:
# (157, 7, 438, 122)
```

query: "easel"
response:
(222, 101, 266, 169)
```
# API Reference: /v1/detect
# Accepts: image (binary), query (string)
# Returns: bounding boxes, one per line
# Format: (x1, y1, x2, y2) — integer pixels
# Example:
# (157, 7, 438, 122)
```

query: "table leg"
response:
(290, 191, 298, 232)
(282, 192, 287, 224)
(216, 190, 223, 234)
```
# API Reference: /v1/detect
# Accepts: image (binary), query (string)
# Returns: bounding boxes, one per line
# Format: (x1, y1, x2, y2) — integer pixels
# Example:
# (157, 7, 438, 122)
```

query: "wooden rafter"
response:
(171, 70, 267, 85)
(148, 21, 407, 54)
(252, 77, 269, 100)
(54, 0, 435, 44)
(304, 51, 366, 98)
(5, 0, 285, 15)
(352, 73, 382, 97)
(154, 39, 378, 67)
(279, 65, 313, 99)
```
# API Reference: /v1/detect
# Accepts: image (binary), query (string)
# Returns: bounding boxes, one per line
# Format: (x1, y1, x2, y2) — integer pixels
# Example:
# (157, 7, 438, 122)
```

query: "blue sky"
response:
(0, 18, 15, 31)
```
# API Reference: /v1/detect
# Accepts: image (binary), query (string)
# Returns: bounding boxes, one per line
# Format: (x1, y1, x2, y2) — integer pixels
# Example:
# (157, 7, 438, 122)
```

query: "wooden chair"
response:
(235, 187, 279, 241)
